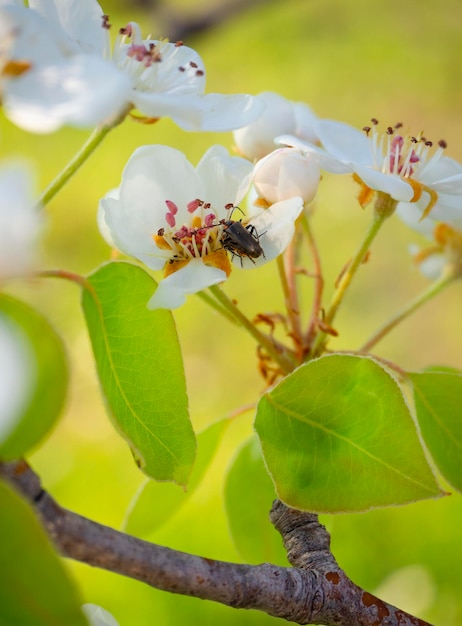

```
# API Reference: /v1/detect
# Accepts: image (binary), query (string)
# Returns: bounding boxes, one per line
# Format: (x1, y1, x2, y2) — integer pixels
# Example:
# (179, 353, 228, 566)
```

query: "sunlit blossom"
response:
(99, 145, 304, 309)
(233, 91, 318, 160)
(0, 0, 263, 132)
(278, 119, 462, 213)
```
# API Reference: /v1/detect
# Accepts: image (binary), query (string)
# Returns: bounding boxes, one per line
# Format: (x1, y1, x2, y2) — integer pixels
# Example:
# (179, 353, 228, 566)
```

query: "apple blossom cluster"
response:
(1, 0, 462, 306)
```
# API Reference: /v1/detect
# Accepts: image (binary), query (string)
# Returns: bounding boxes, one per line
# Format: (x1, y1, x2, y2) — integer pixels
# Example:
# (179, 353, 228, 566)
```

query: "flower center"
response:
(113, 23, 205, 94)
(362, 119, 447, 180)
(153, 199, 233, 262)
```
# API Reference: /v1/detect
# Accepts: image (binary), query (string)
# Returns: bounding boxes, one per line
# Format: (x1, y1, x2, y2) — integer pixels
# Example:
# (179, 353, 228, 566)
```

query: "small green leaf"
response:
(81, 261, 195, 486)
(0, 479, 87, 626)
(0, 295, 68, 460)
(255, 354, 443, 513)
(224, 436, 287, 564)
(409, 371, 462, 492)
(124, 419, 228, 537)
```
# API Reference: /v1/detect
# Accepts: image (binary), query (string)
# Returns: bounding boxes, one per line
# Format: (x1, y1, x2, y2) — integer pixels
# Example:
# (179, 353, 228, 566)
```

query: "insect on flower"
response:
(219, 205, 266, 265)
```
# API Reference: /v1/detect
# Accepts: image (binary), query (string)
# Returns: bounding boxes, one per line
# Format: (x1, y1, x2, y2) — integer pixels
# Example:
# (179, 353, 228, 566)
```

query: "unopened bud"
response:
(253, 147, 321, 205)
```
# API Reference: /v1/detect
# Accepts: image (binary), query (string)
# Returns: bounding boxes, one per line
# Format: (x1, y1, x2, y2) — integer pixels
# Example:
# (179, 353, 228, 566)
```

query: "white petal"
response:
(196, 145, 252, 212)
(236, 196, 304, 268)
(354, 165, 414, 201)
(419, 155, 462, 184)
(408, 245, 446, 280)
(425, 193, 462, 229)
(118, 144, 204, 224)
(315, 120, 373, 165)
(431, 173, 462, 194)
(276, 135, 353, 174)
(82, 604, 119, 626)
(0, 315, 36, 445)
(132, 92, 264, 132)
(292, 101, 318, 143)
(4, 55, 131, 132)
(29, 0, 109, 56)
(147, 260, 227, 309)
(233, 91, 297, 159)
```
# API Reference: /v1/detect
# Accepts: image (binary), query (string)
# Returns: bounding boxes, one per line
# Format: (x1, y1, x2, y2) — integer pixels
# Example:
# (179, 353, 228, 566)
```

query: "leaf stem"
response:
(359, 269, 457, 353)
(36, 269, 91, 290)
(208, 284, 295, 374)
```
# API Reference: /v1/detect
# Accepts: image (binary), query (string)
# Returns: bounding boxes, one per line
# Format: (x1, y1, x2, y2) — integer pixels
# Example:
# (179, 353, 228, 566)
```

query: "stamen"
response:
(187, 199, 202, 213)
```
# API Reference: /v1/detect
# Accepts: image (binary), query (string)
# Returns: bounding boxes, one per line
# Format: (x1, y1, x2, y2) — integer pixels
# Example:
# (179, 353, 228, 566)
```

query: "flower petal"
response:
(196, 145, 252, 213)
(29, 0, 110, 56)
(354, 165, 414, 201)
(276, 135, 353, 174)
(131, 92, 264, 132)
(315, 120, 373, 165)
(3, 55, 131, 132)
(148, 259, 227, 309)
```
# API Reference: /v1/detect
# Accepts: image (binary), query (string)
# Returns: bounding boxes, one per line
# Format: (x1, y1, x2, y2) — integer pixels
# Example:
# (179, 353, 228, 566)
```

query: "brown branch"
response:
(1, 461, 432, 626)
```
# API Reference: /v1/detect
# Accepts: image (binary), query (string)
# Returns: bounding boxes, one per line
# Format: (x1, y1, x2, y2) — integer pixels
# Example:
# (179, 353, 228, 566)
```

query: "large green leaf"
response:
(0, 295, 68, 460)
(0, 479, 87, 626)
(81, 262, 195, 486)
(124, 419, 228, 537)
(224, 436, 287, 564)
(409, 371, 462, 492)
(255, 354, 443, 513)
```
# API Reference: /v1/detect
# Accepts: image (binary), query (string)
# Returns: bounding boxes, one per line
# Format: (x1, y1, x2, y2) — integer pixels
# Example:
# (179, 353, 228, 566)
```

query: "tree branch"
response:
(1, 461, 432, 626)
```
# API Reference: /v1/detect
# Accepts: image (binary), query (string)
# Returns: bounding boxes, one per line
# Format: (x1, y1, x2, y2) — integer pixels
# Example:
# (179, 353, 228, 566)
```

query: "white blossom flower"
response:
(233, 91, 318, 160)
(99, 144, 304, 309)
(278, 119, 462, 212)
(252, 147, 321, 205)
(0, 161, 44, 279)
(0, 0, 263, 133)
(397, 198, 462, 279)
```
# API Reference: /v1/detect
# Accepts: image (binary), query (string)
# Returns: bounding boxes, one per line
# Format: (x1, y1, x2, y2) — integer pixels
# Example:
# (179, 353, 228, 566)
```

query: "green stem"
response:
(36, 124, 113, 208)
(208, 284, 295, 374)
(359, 269, 457, 353)
(277, 252, 302, 355)
(196, 290, 239, 325)
(37, 269, 91, 289)
(300, 212, 324, 349)
(311, 202, 392, 356)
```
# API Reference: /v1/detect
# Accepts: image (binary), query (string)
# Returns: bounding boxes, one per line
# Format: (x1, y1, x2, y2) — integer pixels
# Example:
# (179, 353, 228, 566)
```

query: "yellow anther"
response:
(153, 234, 172, 249)
(192, 215, 202, 229)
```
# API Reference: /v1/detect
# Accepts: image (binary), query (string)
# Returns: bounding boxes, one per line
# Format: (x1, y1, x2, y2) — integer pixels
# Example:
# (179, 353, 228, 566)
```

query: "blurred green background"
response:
(2, 0, 462, 623)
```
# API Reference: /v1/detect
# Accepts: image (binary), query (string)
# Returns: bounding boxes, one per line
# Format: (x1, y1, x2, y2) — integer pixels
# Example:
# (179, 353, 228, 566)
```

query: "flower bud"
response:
(253, 147, 321, 205)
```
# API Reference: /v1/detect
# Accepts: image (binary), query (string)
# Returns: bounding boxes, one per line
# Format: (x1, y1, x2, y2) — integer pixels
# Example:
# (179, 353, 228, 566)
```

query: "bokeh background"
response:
(2, 0, 462, 623)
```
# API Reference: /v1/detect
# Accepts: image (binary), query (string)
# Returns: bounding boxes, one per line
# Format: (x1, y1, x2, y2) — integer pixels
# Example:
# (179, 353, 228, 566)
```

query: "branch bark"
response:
(1, 460, 432, 626)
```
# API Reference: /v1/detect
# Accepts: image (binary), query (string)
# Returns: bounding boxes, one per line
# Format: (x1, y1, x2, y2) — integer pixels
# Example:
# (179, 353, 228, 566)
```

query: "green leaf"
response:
(0, 479, 87, 626)
(81, 261, 195, 486)
(409, 371, 462, 492)
(255, 354, 443, 513)
(224, 436, 287, 564)
(0, 295, 68, 460)
(124, 419, 228, 537)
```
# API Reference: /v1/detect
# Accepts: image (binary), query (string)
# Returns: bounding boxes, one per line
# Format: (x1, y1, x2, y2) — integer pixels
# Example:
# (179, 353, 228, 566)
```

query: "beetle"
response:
(220, 218, 265, 264)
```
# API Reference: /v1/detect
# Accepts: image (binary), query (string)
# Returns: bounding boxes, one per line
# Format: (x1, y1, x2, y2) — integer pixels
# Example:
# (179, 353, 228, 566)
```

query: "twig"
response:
(1, 461, 432, 626)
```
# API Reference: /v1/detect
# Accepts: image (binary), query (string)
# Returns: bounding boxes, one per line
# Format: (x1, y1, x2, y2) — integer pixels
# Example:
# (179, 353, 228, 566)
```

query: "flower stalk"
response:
(208, 284, 295, 374)
(359, 268, 458, 353)
(36, 123, 115, 209)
